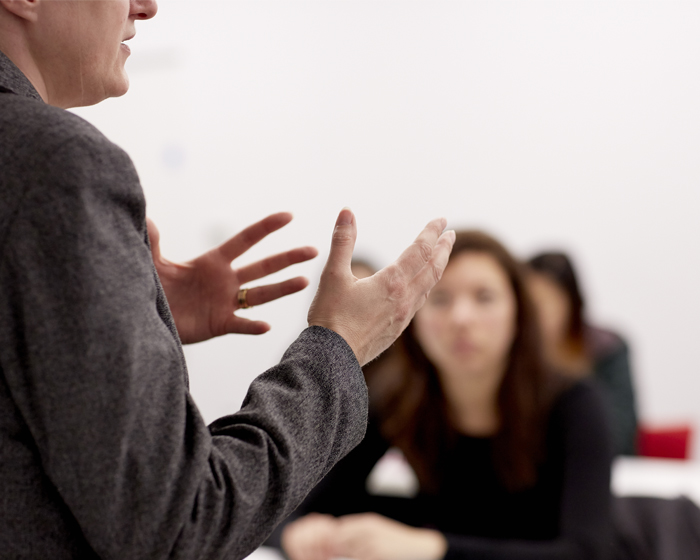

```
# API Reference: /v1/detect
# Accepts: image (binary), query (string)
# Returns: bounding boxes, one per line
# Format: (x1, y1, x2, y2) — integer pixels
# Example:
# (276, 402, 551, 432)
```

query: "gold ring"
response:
(237, 288, 252, 309)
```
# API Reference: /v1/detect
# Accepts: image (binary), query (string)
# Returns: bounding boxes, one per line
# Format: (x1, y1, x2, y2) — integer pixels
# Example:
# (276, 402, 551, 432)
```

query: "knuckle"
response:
(332, 230, 354, 246)
(395, 301, 412, 323)
(414, 240, 433, 263)
(386, 274, 407, 299)
(432, 262, 444, 284)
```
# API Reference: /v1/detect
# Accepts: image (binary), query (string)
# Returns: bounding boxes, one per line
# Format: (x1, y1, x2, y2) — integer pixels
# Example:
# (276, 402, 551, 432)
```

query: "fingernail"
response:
(336, 207, 353, 226)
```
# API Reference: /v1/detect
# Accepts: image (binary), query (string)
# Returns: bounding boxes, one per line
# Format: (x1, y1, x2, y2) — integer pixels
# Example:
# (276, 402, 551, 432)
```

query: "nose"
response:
(131, 0, 158, 20)
(449, 298, 476, 327)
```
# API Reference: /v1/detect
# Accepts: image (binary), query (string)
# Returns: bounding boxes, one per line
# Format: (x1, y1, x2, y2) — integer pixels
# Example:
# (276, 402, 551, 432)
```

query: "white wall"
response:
(73, 0, 700, 455)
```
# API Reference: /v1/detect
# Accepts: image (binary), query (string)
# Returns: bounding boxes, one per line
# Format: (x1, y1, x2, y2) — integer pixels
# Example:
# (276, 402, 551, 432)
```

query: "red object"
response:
(637, 425, 693, 460)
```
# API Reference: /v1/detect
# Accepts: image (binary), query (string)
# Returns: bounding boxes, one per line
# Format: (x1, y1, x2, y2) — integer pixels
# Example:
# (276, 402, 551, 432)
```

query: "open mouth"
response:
(121, 35, 135, 54)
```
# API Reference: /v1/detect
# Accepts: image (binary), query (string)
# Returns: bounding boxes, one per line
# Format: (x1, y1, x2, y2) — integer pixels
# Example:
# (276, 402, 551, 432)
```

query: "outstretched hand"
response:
(308, 209, 455, 366)
(148, 213, 318, 344)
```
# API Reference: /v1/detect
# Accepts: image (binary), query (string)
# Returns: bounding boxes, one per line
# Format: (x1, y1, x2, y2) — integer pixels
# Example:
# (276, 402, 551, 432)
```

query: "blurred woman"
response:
(275, 231, 613, 560)
(527, 252, 638, 456)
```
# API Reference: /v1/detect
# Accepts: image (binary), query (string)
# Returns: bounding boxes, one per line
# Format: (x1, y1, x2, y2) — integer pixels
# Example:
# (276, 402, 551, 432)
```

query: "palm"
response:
(148, 213, 318, 344)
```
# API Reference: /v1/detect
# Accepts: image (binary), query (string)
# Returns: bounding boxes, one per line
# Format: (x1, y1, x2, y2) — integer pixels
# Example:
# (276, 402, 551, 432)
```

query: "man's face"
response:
(33, 0, 157, 108)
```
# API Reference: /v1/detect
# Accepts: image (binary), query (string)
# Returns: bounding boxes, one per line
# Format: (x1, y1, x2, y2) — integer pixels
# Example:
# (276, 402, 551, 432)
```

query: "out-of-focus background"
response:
(73, 1, 700, 455)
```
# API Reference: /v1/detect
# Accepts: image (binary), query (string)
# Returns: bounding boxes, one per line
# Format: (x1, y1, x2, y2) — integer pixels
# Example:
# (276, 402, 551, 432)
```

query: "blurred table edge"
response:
(246, 457, 700, 560)
(612, 455, 700, 504)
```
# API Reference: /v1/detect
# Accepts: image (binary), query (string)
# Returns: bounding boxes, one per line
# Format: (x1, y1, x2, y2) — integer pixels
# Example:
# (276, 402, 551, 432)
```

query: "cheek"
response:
(413, 310, 445, 354)
(486, 305, 517, 354)
(539, 302, 568, 342)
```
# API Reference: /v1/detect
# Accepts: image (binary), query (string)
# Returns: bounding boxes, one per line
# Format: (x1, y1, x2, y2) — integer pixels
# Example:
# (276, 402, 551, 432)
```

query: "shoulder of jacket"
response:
(0, 94, 121, 161)
(585, 325, 627, 361)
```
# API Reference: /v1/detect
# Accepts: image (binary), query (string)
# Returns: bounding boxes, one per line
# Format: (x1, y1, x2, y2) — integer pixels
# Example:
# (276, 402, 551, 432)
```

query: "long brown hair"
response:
(366, 230, 563, 492)
(527, 251, 587, 362)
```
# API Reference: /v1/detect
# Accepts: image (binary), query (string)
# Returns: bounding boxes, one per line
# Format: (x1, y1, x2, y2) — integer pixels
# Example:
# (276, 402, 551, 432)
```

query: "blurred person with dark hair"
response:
(527, 252, 638, 456)
(274, 231, 613, 560)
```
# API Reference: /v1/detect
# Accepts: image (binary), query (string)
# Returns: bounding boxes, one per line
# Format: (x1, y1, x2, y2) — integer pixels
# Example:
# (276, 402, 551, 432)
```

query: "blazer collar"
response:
(0, 49, 43, 102)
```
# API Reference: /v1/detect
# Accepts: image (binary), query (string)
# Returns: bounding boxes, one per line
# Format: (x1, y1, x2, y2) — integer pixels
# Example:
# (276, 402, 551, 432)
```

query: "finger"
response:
(393, 217, 447, 280)
(408, 229, 456, 312)
(224, 316, 271, 336)
(217, 212, 294, 262)
(237, 246, 318, 284)
(323, 208, 357, 277)
(242, 277, 310, 307)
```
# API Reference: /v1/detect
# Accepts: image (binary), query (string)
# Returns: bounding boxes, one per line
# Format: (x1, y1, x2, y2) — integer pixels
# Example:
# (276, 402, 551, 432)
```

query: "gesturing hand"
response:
(308, 209, 455, 366)
(147, 213, 318, 344)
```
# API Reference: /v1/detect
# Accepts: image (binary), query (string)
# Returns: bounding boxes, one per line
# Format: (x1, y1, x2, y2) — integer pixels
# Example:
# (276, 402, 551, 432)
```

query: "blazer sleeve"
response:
(442, 382, 614, 560)
(265, 419, 393, 550)
(0, 129, 368, 560)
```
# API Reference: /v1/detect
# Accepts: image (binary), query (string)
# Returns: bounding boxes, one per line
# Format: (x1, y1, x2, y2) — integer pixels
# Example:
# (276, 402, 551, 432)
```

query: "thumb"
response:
(324, 208, 357, 276)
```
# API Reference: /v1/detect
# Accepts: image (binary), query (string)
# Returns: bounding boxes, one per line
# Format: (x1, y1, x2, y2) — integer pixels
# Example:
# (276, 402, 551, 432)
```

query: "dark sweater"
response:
(274, 381, 614, 560)
(586, 326, 638, 456)
(0, 50, 367, 559)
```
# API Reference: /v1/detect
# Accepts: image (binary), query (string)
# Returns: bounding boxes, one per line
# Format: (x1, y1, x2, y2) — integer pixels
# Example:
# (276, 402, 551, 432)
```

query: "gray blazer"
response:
(0, 50, 367, 559)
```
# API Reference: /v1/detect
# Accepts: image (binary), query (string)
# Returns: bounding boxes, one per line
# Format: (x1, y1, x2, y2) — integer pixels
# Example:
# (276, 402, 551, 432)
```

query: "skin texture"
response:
(0, 0, 158, 108)
(350, 262, 376, 281)
(307, 209, 455, 366)
(148, 213, 318, 344)
(150, 209, 455, 353)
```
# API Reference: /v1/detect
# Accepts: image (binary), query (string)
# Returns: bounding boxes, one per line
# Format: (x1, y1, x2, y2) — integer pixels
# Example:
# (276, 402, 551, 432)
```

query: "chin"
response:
(96, 67, 131, 103)
(110, 71, 131, 99)
(111, 81, 130, 99)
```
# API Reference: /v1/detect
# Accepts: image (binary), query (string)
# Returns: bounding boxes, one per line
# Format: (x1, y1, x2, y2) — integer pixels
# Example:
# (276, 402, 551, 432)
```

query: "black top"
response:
(273, 380, 614, 560)
(586, 326, 638, 456)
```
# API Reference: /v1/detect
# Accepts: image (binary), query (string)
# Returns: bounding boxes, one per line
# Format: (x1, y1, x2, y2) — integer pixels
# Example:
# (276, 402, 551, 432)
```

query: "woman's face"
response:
(413, 252, 518, 383)
(527, 271, 571, 348)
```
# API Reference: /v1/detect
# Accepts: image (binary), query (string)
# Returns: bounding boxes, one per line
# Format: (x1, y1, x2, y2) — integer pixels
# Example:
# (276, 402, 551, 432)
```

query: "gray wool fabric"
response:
(0, 50, 368, 559)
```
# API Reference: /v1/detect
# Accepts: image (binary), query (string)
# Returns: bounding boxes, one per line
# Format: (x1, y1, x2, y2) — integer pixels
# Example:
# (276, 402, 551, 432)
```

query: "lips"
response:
(120, 34, 135, 55)
(452, 339, 478, 354)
